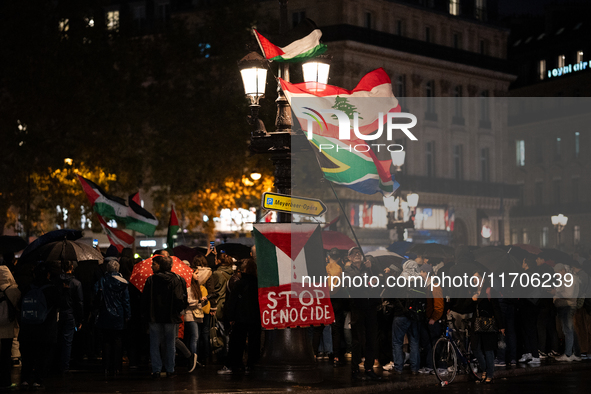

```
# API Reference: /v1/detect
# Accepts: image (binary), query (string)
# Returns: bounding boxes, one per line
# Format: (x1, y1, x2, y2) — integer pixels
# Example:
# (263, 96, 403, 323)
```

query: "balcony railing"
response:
(396, 175, 520, 199)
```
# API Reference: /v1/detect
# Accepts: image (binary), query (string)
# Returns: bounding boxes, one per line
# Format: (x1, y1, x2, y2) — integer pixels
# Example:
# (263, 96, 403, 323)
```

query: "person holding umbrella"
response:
(142, 255, 188, 377)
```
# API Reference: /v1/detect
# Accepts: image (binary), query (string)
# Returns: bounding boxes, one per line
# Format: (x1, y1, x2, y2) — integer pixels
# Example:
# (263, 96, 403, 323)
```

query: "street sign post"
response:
(262, 192, 327, 217)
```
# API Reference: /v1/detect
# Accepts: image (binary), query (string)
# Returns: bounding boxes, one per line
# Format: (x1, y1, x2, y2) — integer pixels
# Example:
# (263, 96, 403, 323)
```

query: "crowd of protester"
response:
(0, 245, 261, 389)
(0, 242, 590, 389)
(315, 245, 591, 383)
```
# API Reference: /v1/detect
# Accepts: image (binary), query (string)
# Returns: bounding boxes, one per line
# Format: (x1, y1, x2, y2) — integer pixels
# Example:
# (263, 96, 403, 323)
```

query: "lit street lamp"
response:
(551, 213, 568, 249)
(237, 1, 330, 383)
(391, 150, 406, 172)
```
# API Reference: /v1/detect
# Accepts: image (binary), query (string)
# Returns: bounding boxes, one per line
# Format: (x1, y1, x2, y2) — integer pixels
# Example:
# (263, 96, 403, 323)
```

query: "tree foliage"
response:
(0, 0, 276, 236)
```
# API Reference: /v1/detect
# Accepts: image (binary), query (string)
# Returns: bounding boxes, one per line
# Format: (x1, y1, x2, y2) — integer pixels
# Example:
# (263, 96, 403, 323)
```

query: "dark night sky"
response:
(497, 0, 582, 16)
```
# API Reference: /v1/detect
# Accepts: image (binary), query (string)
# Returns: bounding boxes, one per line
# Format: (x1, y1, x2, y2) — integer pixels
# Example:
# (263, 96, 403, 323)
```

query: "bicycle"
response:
(432, 318, 480, 385)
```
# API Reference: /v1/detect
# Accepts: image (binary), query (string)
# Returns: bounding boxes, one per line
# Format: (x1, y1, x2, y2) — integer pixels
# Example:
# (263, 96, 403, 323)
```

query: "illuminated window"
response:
(106, 10, 120, 31)
(541, 227, 548, 247)
(516, 140, 525, 167)
(574, 225, 581, 245)
(577, 51, 584, 63)
(558, 55, 565, 68)
(449, 0, 460, 16)
(539, 59, 546, 80)
(511, 230, 518, 244)
(475, 0, 487, 20)
(58, 18, 69, 33)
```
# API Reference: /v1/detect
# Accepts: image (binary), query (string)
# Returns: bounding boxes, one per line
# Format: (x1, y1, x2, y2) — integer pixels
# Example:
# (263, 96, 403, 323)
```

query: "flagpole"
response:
(326, 180, 365, 259)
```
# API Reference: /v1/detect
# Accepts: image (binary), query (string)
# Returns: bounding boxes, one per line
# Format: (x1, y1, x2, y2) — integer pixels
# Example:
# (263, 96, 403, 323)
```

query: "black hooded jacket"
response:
(142, 271, 188, 324)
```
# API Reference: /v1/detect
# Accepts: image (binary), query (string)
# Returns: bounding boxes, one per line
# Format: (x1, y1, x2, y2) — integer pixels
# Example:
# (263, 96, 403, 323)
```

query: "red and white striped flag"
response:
(97, 215, 135, 253)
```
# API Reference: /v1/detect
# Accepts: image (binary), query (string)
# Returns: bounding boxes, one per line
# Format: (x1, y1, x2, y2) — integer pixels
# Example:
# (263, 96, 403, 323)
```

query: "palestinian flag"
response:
(97, 215, 135, 253)
(77, 175, 128, 221)
(126, 192, 158, 236)
(253, 223, 334, 329)
(280, 68, 401, 196)
(167, 205, 179, 249)
(253, 28, 327, 62)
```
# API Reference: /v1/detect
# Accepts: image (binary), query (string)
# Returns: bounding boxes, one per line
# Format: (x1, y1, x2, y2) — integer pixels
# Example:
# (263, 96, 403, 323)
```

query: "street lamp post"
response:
(551, 213, 568, 249)
(237, 1, 330, 383)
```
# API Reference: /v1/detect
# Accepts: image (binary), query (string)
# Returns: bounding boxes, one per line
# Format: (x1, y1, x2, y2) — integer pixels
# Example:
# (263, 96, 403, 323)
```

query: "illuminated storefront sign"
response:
(547, 61, 589, 78)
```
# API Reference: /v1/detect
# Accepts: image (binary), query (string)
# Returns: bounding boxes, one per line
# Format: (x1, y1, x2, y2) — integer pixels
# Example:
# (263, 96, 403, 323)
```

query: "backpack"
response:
(404, 287, 427, 321)
(21, 284, 52, 325)
(0, 285, 17, 325)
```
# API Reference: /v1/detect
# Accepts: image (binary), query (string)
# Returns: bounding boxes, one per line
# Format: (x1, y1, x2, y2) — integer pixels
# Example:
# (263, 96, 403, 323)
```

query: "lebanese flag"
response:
(280, 68, 401, 196)
(97, 215, 135, 253)
(167, 205, 180, 249)
(253, 28, 327, 62)
(253, 223, 334, 329)
(126, 192, 158, 236)
(77, 175, 128, 222)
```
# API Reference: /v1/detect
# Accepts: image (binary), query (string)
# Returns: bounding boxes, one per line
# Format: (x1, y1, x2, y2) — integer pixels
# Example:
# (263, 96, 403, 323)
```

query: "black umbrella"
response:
(366, 250, 405, 272)
(0, 236, 28, 253)
(216, 243, 252, 260)
(19, 239, 103, 265)
(473, 246, 521, 273)
(540, 248, 574, 265)
(20, 229, 83, 259)
(409, 243, 454, 259)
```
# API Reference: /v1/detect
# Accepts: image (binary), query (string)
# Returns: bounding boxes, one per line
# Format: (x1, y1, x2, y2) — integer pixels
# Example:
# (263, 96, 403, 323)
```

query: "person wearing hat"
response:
(344, 246, 381, 381)
(553, 263, 580, 362)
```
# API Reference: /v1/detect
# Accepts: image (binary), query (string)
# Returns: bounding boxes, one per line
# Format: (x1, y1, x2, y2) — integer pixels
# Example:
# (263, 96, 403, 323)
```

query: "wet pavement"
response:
(9, 357, 591, 393)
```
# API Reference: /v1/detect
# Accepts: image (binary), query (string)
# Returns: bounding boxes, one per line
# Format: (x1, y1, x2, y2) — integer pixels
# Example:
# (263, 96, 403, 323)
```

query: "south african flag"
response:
(280, 68, 402, 197)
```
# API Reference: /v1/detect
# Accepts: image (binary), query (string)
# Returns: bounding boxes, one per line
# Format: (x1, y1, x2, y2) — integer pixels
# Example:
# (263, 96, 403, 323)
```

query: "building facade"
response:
(264, 0, 519, 248)
(507, 3, 591, 253)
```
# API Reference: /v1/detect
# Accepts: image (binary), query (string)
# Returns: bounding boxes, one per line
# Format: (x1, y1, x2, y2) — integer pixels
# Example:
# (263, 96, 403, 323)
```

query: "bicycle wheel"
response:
(433, 338, 457, 383)
(465, 340, 481, 380)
